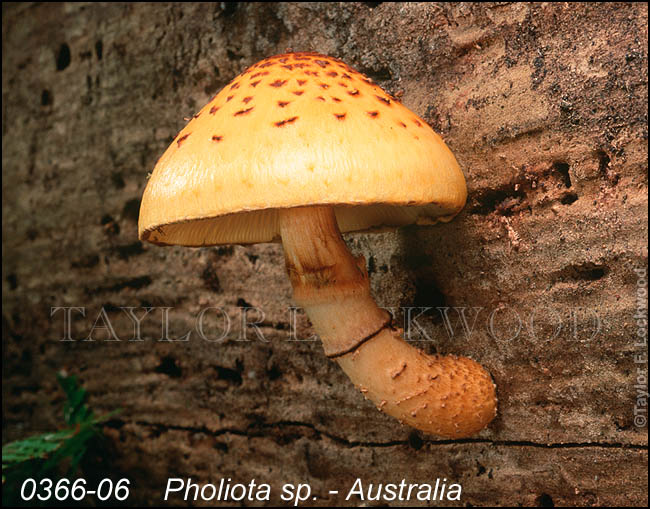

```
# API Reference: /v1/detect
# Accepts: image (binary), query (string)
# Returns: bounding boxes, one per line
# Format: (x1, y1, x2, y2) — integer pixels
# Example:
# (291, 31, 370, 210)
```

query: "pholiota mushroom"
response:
(138, 52, 497, 438)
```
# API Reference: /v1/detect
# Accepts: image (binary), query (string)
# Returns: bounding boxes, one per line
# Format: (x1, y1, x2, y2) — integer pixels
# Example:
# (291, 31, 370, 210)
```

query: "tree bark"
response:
(2, 2, 647, 506)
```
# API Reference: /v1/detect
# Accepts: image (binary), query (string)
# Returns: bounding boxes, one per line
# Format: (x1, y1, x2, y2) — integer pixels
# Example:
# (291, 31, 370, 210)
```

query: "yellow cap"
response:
(139, 52, 467, 246)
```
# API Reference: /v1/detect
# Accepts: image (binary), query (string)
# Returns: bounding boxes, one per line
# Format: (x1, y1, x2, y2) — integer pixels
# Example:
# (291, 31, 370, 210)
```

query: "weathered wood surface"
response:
(2, 2, 647, 506)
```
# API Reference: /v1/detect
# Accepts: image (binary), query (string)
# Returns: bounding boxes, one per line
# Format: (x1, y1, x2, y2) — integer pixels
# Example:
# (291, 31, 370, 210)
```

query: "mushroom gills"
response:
(279, 205, 497, 439)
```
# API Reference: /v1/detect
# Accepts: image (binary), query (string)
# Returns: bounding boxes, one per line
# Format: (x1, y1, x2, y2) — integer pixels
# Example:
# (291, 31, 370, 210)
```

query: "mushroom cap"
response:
(139, 52, 467, 246)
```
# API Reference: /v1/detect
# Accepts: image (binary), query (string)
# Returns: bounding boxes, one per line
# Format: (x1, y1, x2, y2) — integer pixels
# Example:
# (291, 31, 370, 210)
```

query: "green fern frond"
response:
(2, 371, 119, 498)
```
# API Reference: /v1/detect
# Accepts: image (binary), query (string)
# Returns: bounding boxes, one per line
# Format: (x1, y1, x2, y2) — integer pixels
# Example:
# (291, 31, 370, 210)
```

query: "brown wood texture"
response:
(2, 2, 648, 507)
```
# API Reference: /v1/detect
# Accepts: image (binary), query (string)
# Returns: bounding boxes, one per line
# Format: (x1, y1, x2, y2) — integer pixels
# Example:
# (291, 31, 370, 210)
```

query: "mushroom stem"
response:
(279, 205, 497, 438)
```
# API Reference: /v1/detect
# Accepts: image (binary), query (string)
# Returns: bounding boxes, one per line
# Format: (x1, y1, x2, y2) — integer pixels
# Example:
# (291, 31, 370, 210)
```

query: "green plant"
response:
(2, 372, 117, 505)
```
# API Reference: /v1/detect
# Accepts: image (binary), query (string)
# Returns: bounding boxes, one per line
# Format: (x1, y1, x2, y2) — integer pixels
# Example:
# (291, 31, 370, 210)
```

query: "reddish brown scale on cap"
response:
(211, 135, 223, 142)
(319, 83, 330, 89)
(348, 89, 360, 96)
(209, 105, 220, 114)
(258, 61, 275, 69)
(176, 133, 190, 147)
(342, 73, 352, 80)
(242, 96, 253, 104)
(230, 82, 240, 90)
(314, 59, 330, 68)
(226, 95, 234, 102)
(332, 97, 342, 103)
(293, 63, 309, 69)
(326, 71, 338, 77)
(270, 79, 287, 88)
(305, 70, 319, 77)
(338, 81, 349, 88)
(234, 107, 254, 116)
(376, 95, 391, 106)
(398, 121, 407, 128)
(250, 80, 261, 88)
(277, 101, 290, 107)
(413, 119, 422, 127)
(367, 111, 379, 118)
(250, 71, 269, 79)
(297, 79, 307, 86)
(274, 116, 298, 127)
(279, 57, 289, 63)
(281, 64, 294, 70)
(292, 90, 304, 96)
(334, 113, 346, 120)
(315, 96, 326, 102)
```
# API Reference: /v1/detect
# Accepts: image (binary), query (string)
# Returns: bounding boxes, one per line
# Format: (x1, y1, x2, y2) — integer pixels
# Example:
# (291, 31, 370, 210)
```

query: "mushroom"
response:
(138, 52, 497, 438)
